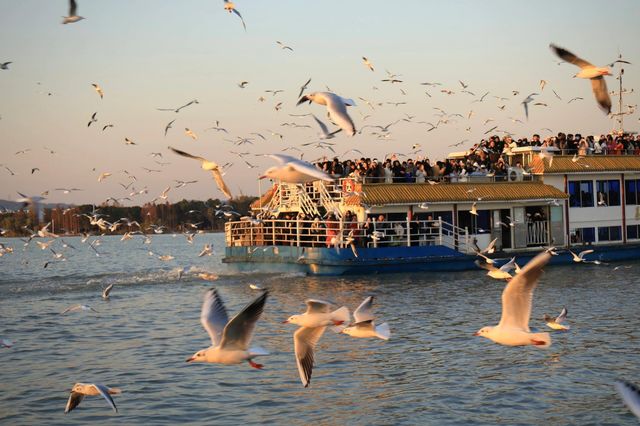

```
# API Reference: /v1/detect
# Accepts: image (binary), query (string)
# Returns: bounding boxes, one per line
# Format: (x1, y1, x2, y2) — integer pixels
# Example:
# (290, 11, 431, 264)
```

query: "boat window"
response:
(625, 179, 639, 205)
(571, 227, 595, 244)
(568, 180, 594, 208)
(596, 180, 621, 207)
(627, 224, 639, 240)
(598, 226, 622, 242)
(458, 209, 490, 234)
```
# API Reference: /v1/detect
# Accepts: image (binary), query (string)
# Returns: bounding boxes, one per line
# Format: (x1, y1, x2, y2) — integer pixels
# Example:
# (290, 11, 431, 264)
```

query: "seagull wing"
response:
(200, 288, 229, 346)
(325, 94, 356, 136)
(591, 76, 612, 114)
(168, 146, 207, 163)
(219, 290, 268, 351)
(60, 304, 80, 315)
(211, 169, 232, 199)
(305, 299, 332, 314)
(267, 153, 301, 165)
(498, 251, 551, 331)
(615, 380, 640, 419)
(556, 307, 568, 324)
(549, 44, 594, 69)
(92, 384, 118, 413)
(353, 296, 375, 323)
(102, 283, 114, 298)
(288, 160, 334, 182)
(64, 391, 84, 414)
(294, 326, 326, 387)
(578, 249, 594, 259)
(69, 0, 78, 16)
(231, 9, 246, 31)
(311, 114, 330, 136)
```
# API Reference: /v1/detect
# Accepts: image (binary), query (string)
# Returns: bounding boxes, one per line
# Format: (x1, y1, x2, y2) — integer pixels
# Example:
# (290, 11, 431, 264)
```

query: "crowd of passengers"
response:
(313, 132, 640, 183)
(257, 211, 440, 248)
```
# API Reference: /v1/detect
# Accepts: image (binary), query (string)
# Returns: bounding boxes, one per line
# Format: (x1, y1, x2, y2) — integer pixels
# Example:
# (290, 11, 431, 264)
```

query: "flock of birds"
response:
(2, 1, 637, 207)
(1, 0, 640, 420)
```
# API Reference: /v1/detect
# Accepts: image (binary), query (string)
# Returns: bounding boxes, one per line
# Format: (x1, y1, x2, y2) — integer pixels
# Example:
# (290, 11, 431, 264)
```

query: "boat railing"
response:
(225, 217, 473, 254)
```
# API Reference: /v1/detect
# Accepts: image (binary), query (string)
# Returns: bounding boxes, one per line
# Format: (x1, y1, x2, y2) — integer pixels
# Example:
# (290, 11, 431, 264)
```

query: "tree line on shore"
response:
(0, 196, 257, 237)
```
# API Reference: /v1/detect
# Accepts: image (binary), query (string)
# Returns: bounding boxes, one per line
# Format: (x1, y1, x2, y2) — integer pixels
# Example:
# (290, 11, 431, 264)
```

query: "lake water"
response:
(1, 234, 639, 425)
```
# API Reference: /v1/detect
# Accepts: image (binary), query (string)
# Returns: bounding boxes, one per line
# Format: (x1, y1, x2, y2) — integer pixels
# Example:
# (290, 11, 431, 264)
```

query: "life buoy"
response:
(342, 178, 355, 193)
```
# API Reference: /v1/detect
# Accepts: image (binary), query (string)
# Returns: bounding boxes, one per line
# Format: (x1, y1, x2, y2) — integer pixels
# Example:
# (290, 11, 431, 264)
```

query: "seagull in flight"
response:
(186, 288, 269, 368)
(87, 112, 97, 127)
(362, 56, 374, 71)
(260, 154, 333, 184)
(341, 296, 390, 340)
(223, 0, 246, 31)
(297, 78, 311, 99)
(522, 93, 538, 120)
(276, 41, 293, 51)
(0, 62, 11, 70)
(62, 0, 84, 24)
(157, 99, 199, 113)
(65, 383, 121, 414)
(164, 119, 175, 136)
(549, 43, 612, 114)
(475, 251, 552, 347)
(297, 92, 356, 136)
(168, 146, 232, 199)
(91, 83, 104, 99)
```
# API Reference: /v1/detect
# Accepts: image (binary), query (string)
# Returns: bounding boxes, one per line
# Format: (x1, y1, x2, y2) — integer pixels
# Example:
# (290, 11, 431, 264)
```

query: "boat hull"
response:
(223, 243, 640, 276)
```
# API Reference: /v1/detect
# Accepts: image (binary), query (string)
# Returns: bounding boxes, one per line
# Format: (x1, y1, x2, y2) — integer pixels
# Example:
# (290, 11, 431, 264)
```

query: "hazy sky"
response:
(1, 0, 639, 205)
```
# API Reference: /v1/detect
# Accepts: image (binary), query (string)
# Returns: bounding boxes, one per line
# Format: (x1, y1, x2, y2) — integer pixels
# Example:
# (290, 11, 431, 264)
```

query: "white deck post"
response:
(438, 217, 443, 246)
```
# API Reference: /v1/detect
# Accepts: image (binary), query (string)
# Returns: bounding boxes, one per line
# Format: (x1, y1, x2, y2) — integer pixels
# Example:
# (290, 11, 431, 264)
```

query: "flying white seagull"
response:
(341, 296, 390, 340)
(186, 288, 269, 369)
(62, 0, 84, 24)
(615, 380, 640, 419)
(168, 146, 232, 199)
(475, 251, 552, 348)
(65, 383, 121, 414)
(284, 299, 350, 387)
(260, 154, 333, 184)
(543, 306, 569, 331)
(549, 43, 612, 114)
(297, 92, 356, 136)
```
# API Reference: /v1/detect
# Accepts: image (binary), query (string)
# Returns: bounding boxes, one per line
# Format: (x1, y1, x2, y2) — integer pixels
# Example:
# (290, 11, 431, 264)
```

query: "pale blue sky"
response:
(1, 0, 639, 204)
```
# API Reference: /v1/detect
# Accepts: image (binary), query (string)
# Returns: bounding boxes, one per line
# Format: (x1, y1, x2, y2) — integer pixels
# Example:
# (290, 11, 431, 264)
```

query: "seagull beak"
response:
(282, 320, 289, 324)
(185, 356, 194, 363)
(258, 175, 266, 180)
(473, 331, 480, 336)
(296, 95, 309, 106)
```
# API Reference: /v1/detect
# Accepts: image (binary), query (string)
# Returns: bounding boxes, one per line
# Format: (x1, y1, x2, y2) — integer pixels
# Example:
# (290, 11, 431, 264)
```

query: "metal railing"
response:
(526, 221, 549, 245)
(225, 217, 473, 254)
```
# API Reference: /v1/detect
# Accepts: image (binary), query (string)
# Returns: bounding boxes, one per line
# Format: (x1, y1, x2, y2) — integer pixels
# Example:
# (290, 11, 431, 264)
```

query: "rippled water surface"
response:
(1, 234, 639, 425)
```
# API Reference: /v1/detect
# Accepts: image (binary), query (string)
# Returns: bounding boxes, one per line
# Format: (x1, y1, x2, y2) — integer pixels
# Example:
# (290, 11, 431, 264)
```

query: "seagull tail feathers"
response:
(248, 347, 269, 358)
(530, 332, 552, 348)
(330, 306, 351, 333)
(375, 322, 391, 340)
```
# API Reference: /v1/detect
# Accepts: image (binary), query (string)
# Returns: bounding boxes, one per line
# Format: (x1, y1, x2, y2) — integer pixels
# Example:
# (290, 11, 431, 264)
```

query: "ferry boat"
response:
(223, 147, 640, 275)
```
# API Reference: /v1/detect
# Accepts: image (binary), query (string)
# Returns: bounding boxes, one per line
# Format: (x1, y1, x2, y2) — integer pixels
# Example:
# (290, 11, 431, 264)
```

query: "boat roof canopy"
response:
(346, 182, 568, 206)
(531, 155, 640, 174)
